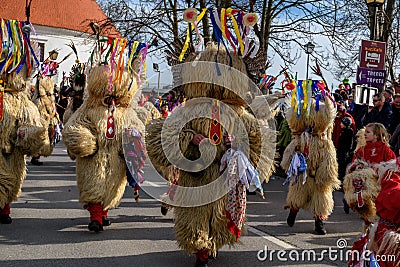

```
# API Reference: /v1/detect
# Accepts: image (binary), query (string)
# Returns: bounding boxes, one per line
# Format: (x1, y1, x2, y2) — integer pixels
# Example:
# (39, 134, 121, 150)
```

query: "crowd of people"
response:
(138, 89, 185, 118)
(273, 78, 400, 267)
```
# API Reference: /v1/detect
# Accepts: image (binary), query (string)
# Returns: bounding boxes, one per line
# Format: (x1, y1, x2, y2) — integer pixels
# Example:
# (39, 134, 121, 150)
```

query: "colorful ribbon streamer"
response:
(290, 79, 336, 117)
(0, 18, 39, 78)
(88, 36, 150, 92)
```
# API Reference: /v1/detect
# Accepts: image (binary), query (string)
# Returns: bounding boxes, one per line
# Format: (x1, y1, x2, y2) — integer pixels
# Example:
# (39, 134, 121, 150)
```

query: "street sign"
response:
(354, 85, 378, 106)
(356, 67, 386, 87)
(359, 40, 386, 70)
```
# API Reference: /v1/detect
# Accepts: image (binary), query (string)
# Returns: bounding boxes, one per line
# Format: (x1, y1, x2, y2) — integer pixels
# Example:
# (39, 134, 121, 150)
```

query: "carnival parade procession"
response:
(1, 0, 400, 266)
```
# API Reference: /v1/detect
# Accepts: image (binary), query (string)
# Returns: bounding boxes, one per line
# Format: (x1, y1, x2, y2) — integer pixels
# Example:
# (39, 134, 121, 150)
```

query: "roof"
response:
(0, 0, 121, 38)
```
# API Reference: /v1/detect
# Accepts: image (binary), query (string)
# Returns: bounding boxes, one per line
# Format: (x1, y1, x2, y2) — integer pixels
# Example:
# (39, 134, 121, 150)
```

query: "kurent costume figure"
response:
(281, 82, 340, 235)
(134, 102, 161, 131)
(347, 159, 400, 267)
(0, 19, 46, 223)
(131, 96, 161, 202)
(62, 38, 147, 232)
(63, 42, 86, 125)
(146, 37, 276, 266)
(368, 160, 400, 267)
(30, 52, 61, 165)
(146, 44, 275, 267)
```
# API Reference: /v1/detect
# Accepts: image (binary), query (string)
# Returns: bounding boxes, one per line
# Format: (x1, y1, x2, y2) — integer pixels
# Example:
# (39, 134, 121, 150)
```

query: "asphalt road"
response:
(0, 142, 365, 267)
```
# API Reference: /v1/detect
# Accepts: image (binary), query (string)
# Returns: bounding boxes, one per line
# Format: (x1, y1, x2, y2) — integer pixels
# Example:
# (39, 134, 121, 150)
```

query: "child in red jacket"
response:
(353, 123, 396, 164)
(344, 123, 396, 215)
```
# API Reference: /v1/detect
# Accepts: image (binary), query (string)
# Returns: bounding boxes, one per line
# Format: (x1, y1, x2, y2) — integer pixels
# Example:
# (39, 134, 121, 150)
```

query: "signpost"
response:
(356, 67, 386, 87)
(359, 40, 386, 70)
(356, 40, 386, 90)
(354, 85, 378, 106)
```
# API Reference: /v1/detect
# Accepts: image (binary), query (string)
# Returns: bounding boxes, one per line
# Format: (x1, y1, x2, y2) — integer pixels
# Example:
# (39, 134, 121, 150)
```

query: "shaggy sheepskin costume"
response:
(146, 44, 276, 264)
(343, 162, 380, 224)
(60, 77, 84, 125)
(368, 160, 400, 267)
(62, 64, 144, 232)
(31, 76, 58, 157)
(281, 96, 340, 235)
(62, 63, 87, 161)
(63, 44, 87, 125)
(134, 100, 161, 126)
(63, 73, 85, 125)
(0, 71, 46, 223)
(348, 160, 400, 267)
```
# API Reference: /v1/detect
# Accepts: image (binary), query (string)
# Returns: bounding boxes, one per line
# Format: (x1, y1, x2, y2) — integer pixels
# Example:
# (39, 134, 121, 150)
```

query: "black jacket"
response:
(337, 127, 354, 180)
(363, 102, 392, 130)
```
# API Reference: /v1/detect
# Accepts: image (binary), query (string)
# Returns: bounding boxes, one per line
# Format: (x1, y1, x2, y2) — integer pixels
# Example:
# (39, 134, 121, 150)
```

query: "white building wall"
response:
(30, 25, 96, 86)
(28, 25, 174, 92)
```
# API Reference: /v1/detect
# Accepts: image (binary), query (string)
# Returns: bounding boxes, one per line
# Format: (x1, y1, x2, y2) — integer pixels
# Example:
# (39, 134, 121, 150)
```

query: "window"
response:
(38, 42, 45, 62)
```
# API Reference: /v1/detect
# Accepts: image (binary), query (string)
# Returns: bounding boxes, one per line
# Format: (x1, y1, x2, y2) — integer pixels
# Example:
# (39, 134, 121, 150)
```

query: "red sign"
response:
(359, 40, 386, 70)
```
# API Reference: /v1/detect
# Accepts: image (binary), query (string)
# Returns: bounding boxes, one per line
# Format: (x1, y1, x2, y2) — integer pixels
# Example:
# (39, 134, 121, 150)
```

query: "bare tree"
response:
(97, 0, 400, 85)
(381, 0, 400, 84)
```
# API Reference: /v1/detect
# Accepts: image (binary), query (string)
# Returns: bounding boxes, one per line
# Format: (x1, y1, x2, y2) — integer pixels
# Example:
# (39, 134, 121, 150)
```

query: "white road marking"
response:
(246, 225, 296, 249)
(142, 181, 164, 187)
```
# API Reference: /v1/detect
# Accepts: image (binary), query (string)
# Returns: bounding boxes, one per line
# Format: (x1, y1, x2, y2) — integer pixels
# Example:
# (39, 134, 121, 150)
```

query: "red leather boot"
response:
(85, 203, 103, 232)
(195, 248, 209, 267)
(102, 209, 111, 226)
(0, 203, 12, 224)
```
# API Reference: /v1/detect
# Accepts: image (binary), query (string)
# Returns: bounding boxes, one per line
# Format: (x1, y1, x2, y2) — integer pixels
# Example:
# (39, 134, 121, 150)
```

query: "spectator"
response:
(383, 87, 394, 105)
(56, 87, 69, 122)
(389, 123, 400, 156)
(352, 104, 369, 131)
(363, 93, 392, 130)
(160, 103, 169, 118)
(332, 92, 343, 103)
(337, 117, 354, 183)
(341, 78, 352, 95)
(353, 122, 395, 163)
(332, 104, 356, 149)
(346, 94, 355, 114)
(389, 94, 400, 134)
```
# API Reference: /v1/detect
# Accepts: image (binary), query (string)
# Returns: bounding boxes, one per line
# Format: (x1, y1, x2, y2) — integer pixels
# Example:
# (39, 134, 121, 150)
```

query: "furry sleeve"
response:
(62, 112, 97, 157)
(15, 95, 46, 156)
(312, 140, 340, 188)
(244, 114, 276, 184)
(281, 137, 298, 172)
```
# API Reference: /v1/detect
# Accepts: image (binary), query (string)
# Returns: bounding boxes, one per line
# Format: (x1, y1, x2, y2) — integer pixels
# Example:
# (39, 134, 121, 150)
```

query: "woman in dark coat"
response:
(337, 117, 354, 183)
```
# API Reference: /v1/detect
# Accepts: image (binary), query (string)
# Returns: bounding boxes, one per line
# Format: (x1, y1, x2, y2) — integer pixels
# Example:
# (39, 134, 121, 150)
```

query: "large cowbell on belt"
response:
(106, 98, 116, 139)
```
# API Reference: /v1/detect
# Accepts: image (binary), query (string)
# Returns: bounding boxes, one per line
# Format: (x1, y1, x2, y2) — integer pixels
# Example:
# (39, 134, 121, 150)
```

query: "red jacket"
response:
(353, 141, 396, 164)
(373, 170, 400, 267)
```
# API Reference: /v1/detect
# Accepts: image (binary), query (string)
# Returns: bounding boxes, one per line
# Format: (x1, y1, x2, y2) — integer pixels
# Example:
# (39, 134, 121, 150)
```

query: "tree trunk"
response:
(171, 0, 180, 44)
(382, 0, 395, 42)
(200, 0, 210, 44)
(382, 0, 396, 82)
(217, 0, 231, 8)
